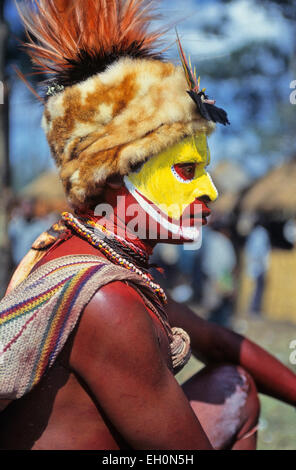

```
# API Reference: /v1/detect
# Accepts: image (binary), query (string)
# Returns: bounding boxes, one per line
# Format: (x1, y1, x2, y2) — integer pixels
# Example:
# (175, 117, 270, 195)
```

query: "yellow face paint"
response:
(126, 133, 218, 220)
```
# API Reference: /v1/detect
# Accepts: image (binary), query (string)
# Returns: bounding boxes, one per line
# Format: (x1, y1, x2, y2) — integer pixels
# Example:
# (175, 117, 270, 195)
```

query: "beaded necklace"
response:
(81, 216, 150, 268)
(62, 212, 167, 303)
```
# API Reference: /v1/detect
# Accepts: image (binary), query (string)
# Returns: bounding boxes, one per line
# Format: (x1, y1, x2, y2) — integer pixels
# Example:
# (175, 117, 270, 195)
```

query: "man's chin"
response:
(123, 178, 204, 244)
(150, 222, 201, 244)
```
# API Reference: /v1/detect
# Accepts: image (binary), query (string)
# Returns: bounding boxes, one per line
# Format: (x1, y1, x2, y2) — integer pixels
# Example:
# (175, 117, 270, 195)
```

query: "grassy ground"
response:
(175, 311, 296, 450)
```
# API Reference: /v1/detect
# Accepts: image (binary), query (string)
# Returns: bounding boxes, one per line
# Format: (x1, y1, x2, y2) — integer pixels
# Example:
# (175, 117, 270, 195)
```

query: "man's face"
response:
(126, 133, 217, 219)
(123, 133, 218, 242)
(101, 133, 218, 244)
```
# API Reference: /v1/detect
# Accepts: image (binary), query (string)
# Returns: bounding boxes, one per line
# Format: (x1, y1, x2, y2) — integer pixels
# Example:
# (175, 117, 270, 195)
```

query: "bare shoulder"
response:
(69, 281, 165, 380)
(68, 282, 213, 449)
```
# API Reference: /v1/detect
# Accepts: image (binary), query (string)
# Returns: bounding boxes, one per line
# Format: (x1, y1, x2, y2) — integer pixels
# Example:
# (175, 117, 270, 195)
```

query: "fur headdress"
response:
(18, 0, 229, 210)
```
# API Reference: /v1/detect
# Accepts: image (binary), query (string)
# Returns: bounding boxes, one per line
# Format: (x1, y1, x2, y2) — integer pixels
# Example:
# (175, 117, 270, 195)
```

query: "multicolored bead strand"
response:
(62, 212, 167, 303)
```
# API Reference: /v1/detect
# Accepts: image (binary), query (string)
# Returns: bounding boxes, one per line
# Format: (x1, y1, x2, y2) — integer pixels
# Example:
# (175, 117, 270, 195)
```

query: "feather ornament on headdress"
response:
(176, 32, 230, 126)
(17, 0, 165, 93)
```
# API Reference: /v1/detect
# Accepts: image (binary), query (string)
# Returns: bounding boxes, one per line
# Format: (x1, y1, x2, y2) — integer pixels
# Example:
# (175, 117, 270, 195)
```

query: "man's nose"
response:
(193, 172, 218, 202)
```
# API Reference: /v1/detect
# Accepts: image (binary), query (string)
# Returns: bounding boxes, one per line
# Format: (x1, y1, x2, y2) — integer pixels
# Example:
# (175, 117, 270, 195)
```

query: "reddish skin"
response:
(167, 298, 296, 407)
(0, 182, 295, 450)
(95, 184, 210, 247)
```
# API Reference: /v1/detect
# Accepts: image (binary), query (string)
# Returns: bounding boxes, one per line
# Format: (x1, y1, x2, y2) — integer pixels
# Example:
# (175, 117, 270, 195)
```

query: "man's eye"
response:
(172, 163, 197, 182)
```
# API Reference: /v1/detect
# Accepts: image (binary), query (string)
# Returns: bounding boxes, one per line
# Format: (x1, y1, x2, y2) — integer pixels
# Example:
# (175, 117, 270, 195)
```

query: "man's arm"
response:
(167, 297, 296, 407)
(68, 282, 213, 450)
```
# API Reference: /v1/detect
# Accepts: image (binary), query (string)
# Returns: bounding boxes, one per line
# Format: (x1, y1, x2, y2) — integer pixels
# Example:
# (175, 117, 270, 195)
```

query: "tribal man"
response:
(0, 0, 295, 450)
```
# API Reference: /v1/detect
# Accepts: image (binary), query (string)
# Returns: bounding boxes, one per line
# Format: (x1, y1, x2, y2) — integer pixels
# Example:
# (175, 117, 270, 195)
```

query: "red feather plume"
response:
(16, 0, 165, 89)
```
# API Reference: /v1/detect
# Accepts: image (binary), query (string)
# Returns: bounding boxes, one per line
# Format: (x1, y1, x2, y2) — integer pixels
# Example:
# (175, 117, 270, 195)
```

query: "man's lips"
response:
(195, 198, 212, 216)
(184, 199, 212, 221)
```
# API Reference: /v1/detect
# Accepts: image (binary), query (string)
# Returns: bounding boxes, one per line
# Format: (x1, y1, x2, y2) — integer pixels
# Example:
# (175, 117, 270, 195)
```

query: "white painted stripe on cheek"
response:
(124, 176, 200, 240)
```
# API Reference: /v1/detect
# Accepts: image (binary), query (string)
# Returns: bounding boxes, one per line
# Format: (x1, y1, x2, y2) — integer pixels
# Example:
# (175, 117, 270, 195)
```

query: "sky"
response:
(159, 0, 294, 177)
(4, 0, 295, 190)
(161, 0, 291, 58)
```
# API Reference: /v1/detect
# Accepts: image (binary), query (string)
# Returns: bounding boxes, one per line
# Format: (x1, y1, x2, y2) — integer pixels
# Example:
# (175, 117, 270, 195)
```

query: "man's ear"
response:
(106, 174, 124, 189)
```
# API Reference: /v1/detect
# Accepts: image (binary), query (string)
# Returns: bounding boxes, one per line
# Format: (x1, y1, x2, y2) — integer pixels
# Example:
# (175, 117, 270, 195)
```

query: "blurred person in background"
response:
(173, 245, 204, 305)
(245, 223, 271, 315)
(201, 223, 237, 327)
(8, 197, 57, 266)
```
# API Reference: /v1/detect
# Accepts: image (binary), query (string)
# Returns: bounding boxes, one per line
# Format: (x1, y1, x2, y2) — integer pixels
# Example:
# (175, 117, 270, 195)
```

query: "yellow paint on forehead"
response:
(173, 133, 210, 165)
(127, 133, 218, 220)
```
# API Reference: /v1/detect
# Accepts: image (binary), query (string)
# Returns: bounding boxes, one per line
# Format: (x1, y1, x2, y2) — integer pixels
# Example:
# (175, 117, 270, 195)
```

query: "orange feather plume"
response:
(16, 0, 165, 88)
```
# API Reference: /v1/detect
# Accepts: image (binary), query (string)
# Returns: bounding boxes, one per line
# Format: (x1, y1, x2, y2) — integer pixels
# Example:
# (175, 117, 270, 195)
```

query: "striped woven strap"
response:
(0, 255, 156, 401)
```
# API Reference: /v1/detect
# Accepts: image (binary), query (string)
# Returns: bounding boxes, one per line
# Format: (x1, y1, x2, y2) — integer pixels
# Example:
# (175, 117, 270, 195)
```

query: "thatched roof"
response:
(18, 171, 68, 213)
(241, 161, 296, 218)
(20, 171, 65, 202)
(213, 192, 240, 214)
(211, 160, 250, 194)
(210, 160, 250, 215)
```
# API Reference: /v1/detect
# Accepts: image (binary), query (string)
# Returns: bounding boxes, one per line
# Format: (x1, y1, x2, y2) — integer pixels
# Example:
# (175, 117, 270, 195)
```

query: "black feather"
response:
(204, 103, 230, 126)
(188, 90, 230, 126)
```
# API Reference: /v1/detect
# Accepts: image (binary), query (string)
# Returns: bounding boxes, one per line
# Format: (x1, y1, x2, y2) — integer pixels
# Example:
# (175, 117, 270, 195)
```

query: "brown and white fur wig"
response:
(18, 0, 216, 210)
